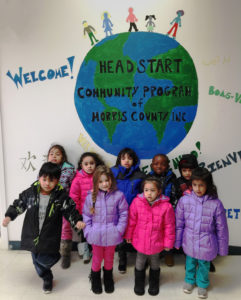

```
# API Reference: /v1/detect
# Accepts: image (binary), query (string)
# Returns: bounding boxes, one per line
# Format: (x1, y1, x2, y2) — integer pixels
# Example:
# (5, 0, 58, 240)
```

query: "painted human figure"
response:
(145, 15, 156, 32)
(126, 7, 138, 32)
(167, 10, 184, 39)
(102, 12, 113, 37)
(83, 21, 99, 46)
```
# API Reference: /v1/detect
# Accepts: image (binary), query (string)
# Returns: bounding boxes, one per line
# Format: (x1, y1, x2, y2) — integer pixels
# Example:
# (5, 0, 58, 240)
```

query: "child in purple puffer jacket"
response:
(175, 167, 229, 299)
(83, 165, 128, 294)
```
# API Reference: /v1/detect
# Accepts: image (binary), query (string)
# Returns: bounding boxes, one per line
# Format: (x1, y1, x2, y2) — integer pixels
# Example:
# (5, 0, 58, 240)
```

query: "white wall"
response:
(0, 0, 240, 247)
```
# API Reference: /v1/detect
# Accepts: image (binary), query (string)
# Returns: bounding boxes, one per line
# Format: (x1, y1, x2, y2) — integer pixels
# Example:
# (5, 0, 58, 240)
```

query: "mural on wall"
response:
(74, 31, 198, 159)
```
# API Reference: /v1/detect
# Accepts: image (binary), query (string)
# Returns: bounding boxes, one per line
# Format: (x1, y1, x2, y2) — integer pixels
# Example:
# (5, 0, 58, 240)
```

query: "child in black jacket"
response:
(2, 162, 85, 293)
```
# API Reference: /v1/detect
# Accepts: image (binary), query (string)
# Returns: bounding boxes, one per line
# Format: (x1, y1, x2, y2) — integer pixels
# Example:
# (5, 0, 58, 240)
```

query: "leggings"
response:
(136, 251, 160, 271)
(92, 245, 116, 272)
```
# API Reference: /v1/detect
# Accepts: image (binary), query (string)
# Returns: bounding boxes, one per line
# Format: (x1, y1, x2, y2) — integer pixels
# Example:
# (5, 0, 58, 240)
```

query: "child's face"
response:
(39, 175, 58, 195)
(151, 155, 169, 175)
(120, 153, 133, 169)
(81, 156, 96, 174)
(181, 168, 193, 181)
(98, 174, 111, 192)
(192, 179, 207, 197)
(48, 147, 63, 165)
(143, 182, 161, 203)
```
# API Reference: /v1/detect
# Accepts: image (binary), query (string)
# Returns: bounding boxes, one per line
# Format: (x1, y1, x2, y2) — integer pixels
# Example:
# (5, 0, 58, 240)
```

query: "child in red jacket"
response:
(125, 177, 175, 296)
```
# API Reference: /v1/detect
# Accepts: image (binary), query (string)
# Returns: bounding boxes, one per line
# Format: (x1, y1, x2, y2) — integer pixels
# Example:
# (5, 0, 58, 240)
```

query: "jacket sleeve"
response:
(60, 166, 75, 192)
(124, 198, 138, 240)
(69, 177, 82, 212)
(5, 190, 29, 220)
(174, 197, 185, 248)
(82, 193, 93, 238)
(215, 200, 229, 256)
(163, 204, 176, 249)
(61, 192, 83, 228)
(116, 193, 129, 236)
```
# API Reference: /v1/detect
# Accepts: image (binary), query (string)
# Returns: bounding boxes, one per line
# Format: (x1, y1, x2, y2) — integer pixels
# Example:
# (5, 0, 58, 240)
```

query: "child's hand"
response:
(175, 247, 180, 250)
(75, 221, 86, 230)
(164, 247, 170, 251)
(126, 239, 132, 243)
(2, 217, 11, 227)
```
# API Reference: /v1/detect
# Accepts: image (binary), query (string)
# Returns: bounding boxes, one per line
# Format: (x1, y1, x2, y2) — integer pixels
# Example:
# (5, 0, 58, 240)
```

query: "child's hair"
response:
(142, 176, 163, 192)
(152, 153, 170, 164)
(115, 147, 139, 167)
(39, 162, 61, 180)
(77, 152, 104, 170)
(90, 165, 116, 214)
(178, 154, 198, 173)
(191, 167, 218, 197)
(47, 144, 68, 164)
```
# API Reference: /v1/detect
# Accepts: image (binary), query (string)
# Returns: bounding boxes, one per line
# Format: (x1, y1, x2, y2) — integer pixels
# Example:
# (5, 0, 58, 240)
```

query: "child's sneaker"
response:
(43, 278, 53, 294)
(83, 242, 91, 264)
(77, 242, 85, 258)
(183, 282, 194, 294)
(198, 287, 208, 299)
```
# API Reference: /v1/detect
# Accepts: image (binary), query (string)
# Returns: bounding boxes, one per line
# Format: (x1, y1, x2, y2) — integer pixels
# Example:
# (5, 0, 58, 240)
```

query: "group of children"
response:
(2, 145, 229, 298)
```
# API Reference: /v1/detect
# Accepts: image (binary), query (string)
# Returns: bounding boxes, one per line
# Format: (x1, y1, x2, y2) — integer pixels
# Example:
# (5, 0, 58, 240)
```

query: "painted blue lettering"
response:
(61, 65, 68, 77)
(234, 209, 240, 219)
(30, 71, 38, 82)
(47, 69, 55, 79)
(6, 68, 23, 88)
(227, 209, 233, 218)
(55, 69, 62, 79)
(39, 70, 46, 81)
(23, 73, 31, 84)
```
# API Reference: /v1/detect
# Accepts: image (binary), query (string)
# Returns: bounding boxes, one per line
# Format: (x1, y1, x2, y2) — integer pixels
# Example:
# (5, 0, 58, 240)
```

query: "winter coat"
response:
(69, 169, 93, 214)
(149, 169, 179, 209)
(5, 181, 82, 254)
(176, 176, 191, 197)
(60, 162, 75, 192)
(125, 193, 175, 255)
(175, 191, 229, 261)
(83, 189, 128, 247)
(111, 163, 146, 206)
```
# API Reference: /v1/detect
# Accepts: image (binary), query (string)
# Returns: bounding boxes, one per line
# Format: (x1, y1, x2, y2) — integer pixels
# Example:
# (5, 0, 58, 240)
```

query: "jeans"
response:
(31, 252, 60, 280)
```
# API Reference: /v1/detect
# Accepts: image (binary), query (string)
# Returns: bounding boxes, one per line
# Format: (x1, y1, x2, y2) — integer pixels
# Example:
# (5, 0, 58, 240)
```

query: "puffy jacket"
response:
(125, 193, 175, 255)
(60, 162, 75, 192)
(83, 189, 128, 247)
(175, 191, 229, 261)
(69, 169, 93, 214)
(5, 181, 82, 254)
(111, 163, 146, 206)
(149, 169, 179, 208)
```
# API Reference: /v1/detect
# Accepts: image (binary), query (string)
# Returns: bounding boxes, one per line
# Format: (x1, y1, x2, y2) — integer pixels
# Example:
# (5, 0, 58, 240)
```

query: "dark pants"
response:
(31, 252, 60, 280)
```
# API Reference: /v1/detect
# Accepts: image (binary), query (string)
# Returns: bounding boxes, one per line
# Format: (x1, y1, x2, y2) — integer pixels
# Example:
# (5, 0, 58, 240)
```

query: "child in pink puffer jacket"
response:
(125, 177, 175, 296)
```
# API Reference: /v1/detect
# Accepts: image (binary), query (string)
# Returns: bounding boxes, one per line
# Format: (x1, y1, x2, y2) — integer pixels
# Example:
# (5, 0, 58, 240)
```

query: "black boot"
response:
(103, 267, 114, 293)
(134, 268, 145, 296)
(210, 261, 216, 272)
(148, 268, 160, 296)
(118, 249, 127, 273)
(60, 240, 72, 269)
(89, 269, 102, 294)
(42, 271, 53, 294)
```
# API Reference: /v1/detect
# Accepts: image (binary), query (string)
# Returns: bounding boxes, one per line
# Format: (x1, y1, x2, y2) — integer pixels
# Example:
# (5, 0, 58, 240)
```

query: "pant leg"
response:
(185, 255, 197, 285)
(92, 245, 104, 272)
(103, 246, 116, 270)
(149, 253, 161, 270)
(136, 251, 148, 271)
(31, 252, 60, 279)
(61, 216, 72, 240)
(196, 260, 210, 288)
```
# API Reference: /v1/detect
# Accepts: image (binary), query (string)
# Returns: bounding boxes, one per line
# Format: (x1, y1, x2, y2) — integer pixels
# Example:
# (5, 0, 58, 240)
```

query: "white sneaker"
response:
(77, 242, 85, 258)
(198, 287, 208, 299)
(183, 282, 194, 294)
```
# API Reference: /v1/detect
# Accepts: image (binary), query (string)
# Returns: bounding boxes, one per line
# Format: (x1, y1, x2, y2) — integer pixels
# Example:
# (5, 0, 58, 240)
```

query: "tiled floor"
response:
(0, 250, 240, 300)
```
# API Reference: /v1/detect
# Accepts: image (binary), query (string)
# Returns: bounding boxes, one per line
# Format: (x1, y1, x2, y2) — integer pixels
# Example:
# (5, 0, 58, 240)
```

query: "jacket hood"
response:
(75, 169, 94, 178)
(136, 193, 170, 205)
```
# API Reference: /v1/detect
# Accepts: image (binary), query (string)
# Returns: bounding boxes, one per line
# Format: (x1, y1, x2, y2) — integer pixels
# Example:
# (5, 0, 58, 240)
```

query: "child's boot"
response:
(77, 242, 85, 258)
(148, 268, 160, 296)
(42, 271, 53, 294)
(134, 268, 145, 295)
(103, 267, 114, 293)
(164, 253, 174, 267)
(89, 269, 102, 294)
(118, 249, 127, 273)
(83, 242, 91, 263)
(60, 239, 72, 269)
